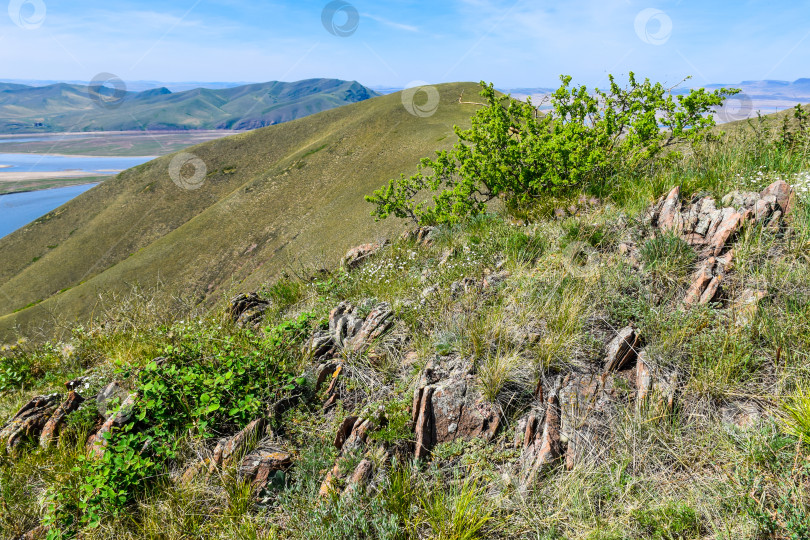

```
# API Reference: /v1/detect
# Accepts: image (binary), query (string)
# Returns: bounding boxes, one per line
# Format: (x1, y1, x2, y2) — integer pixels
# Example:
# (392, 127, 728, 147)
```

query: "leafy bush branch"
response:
(367, 73, 738, 225)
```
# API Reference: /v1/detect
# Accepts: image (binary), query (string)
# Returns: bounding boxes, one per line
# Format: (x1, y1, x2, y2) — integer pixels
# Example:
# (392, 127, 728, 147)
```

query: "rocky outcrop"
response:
(681, 251, 734, 306)
(400, 226, 436, 246)
(209, 418, 268, 472)
(521, 385, 562, 482)
(237, 442, 293, 491)
(602, 326, 640, 373)
(308, 301, 395, 362)
(319, 414, 381, 497)
(39, 391, 84, 448)
(227, 293, 270, 329)
(342, 240, 388, 269)
(630, 180, 794, 305)
(0, 394, 61, 452)
(519, 344, 677, 477)
(177, 418, 292, 493)
(412, 356, 500, 459)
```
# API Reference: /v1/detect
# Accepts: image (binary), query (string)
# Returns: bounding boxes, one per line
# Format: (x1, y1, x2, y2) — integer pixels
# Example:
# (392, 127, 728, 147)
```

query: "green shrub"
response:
(43, 316, 313, 534)
(367, 75, 736, 225)
(0, 353, 31, 392)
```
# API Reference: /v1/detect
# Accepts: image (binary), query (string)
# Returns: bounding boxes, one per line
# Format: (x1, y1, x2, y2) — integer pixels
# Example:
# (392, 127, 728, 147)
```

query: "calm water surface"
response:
(0, 153, 150, 173)
(0, 183, 97, 239)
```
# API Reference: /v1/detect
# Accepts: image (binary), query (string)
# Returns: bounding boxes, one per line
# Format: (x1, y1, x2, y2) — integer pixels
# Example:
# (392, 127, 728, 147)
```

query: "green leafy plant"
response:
(44, 316, 314, 535)
(367, 74, 736, 225)
(0, 354, 31, 392)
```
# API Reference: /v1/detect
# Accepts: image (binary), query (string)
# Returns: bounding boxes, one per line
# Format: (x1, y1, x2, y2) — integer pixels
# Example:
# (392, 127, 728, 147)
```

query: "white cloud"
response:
(362, 13, 419, 33)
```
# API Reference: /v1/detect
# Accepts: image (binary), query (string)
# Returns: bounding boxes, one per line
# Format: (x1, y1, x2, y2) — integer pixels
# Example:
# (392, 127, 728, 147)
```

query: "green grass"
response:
(0, 93, 810, 540)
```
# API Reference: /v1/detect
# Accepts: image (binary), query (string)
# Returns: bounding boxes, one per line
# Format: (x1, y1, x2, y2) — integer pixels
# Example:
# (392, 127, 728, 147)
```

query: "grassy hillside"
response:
(0, 78, 378, 133)
(0, 83, 482, 340)
(0, 98, 808, 538)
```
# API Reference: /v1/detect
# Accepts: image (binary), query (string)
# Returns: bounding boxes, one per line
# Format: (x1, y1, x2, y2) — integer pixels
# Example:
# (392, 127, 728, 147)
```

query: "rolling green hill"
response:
(0, 82, 481, 340)
(0, 78, 378, 133)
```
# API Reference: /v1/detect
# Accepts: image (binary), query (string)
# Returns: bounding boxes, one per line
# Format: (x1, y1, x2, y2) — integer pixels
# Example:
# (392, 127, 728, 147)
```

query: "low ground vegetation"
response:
(1, 83, 810, 539)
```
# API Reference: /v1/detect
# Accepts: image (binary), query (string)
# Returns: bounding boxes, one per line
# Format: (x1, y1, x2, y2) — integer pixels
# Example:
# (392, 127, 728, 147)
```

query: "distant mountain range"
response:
(0, 79, 379, 133)
(704, 78, 810, 98)
(0, 79, 252, 93)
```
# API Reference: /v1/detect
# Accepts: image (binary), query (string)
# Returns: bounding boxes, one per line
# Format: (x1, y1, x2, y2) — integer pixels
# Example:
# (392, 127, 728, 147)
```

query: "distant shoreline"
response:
(0, 129, 244, 138)
(0, 170, 120, 182)
(0, 181, 100, 197)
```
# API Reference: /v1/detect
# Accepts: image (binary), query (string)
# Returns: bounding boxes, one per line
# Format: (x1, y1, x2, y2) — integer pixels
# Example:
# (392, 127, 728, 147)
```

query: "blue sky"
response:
(1, 0, 809, 88)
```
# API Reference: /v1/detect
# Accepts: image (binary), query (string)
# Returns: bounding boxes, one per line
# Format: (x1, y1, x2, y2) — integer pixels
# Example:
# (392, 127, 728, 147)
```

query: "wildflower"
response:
(60, 343, 76, 358)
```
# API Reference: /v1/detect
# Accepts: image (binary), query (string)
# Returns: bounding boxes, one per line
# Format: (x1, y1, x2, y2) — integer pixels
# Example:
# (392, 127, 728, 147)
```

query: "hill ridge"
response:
(0, 78, 379, 133)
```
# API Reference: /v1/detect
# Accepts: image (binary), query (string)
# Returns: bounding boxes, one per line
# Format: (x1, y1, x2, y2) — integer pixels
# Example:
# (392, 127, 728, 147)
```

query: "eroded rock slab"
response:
(412, 355, 500, 459)
(603, 326, 640, 373)
(209, 418, 268, 472)
(522, 385, 562, 482)
(40, 391, 84, 448)
(228, 293, 270, 329)
(309, 301, 395, 362)
(238, 443, 292, 490)
(0, 394, 61, 452)
(637, 181, 792, 305)
(343, 240, 388, 269)
(400, 226, 436, 246)
(319, 414, 381, 497)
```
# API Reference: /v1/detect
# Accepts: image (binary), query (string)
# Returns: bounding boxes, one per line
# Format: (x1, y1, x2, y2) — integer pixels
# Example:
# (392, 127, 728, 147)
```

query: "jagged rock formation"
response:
(518, 326, 677, 478)
(0, 382, 141, 457)
(412, 355, 500, 459)
(400, 226, 437, 246)
(237, 442, 293, 490)
(342, 240, 389, 269)
(625, 180, 794, 305)
(39, 391, 84, 448)
(319, 414, 382, 497)
(308, 301, 395, 362)
(521, 385, 562, 482)
(0, 394, 61, 452)
(209, 418, 268, 472)
(228, 293, 270, 329)
(178, 417, 293, 494)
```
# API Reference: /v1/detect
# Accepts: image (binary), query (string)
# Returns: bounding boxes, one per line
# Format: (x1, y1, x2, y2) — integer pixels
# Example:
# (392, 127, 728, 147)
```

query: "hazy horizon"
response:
(2, 0, 809, 91)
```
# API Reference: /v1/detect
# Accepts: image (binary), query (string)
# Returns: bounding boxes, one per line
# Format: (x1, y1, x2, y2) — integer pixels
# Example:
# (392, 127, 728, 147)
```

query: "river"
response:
(0, 153, 150, 173)
(0, 183, 98, 239)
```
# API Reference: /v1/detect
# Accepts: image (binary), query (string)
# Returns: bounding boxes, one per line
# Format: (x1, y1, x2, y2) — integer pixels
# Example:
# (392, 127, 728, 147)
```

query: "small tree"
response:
(367, 73, 738, 225)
